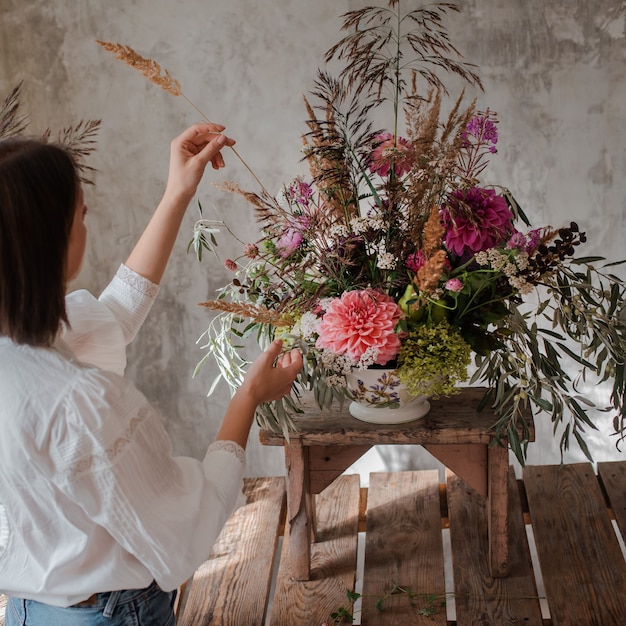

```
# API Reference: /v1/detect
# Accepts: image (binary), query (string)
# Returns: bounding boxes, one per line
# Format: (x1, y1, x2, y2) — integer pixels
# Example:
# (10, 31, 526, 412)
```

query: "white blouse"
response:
(0, 265, 246, 607)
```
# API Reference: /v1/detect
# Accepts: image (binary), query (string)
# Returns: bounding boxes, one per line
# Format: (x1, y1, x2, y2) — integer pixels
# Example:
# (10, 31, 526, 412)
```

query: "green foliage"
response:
(472, 258, 626, 464)
(328, 584, 447, 623)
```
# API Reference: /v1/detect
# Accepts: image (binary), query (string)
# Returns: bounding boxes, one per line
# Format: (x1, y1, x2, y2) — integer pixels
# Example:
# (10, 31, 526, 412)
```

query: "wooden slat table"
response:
(9, 462, 626, 624)
(259, 387, 534, 580)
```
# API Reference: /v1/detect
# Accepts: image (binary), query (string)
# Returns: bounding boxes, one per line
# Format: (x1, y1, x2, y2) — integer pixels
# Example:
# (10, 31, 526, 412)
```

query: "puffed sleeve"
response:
(62, 265, 159, 376)
(63, 290, 128, 376)
(50, 369, 245, 591)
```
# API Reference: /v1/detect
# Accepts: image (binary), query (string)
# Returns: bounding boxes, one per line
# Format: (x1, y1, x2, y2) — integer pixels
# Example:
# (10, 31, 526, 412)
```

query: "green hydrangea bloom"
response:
(397, 321, 471, 398)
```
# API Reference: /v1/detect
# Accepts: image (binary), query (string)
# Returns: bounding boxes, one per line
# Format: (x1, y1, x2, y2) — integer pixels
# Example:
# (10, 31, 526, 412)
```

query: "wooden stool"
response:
(259, 387, 534, 580)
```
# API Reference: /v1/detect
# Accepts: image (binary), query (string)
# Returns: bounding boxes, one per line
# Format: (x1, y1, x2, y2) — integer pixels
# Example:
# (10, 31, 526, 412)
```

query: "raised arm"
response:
(125, 123, 235, 284)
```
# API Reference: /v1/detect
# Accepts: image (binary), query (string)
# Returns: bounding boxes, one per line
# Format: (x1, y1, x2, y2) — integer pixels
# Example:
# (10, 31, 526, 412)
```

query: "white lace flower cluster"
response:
(475, 248, 533, 294)
(319, 350, 352, 387)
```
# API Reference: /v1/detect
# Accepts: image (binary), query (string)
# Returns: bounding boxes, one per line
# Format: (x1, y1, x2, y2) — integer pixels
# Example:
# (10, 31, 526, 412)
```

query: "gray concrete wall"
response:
(1, 0, 624, 473)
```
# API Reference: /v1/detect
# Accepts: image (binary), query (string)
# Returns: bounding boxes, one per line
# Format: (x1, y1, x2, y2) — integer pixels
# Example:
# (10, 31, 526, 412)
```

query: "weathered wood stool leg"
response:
(284, 439, 313, 580)
(488, 441, 510, 577)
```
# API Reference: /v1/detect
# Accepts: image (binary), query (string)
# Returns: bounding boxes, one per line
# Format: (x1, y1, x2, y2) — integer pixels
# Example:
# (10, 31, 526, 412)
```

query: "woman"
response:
(0, 124, 302, 625)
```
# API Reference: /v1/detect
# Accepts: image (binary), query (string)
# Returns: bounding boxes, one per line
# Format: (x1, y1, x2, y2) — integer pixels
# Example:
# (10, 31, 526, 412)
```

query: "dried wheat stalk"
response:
(96, 40, 269, 195)
(96, 41, 181, 96)
(199, 300, 294, 327)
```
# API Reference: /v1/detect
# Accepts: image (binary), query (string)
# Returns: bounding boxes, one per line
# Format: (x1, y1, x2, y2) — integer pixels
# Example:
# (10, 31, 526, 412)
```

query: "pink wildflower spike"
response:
(243, 243, 259, 259)
(463, 113, 499, 151)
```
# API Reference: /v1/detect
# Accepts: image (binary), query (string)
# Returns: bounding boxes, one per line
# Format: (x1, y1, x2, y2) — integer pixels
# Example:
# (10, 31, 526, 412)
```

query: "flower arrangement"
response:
(191, 0, 626, 463)
(97, 1, 626, 464)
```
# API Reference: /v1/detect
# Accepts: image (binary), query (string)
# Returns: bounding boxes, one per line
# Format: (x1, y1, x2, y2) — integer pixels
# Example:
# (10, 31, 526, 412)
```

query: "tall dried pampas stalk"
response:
(96, 41, 181, 96)
(199, 300, 294, 327)
(96, 40, 269, 196)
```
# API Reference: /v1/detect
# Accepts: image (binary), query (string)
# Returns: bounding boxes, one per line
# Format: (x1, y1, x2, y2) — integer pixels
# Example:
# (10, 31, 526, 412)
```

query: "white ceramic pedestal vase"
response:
(345, 367, 431, 424)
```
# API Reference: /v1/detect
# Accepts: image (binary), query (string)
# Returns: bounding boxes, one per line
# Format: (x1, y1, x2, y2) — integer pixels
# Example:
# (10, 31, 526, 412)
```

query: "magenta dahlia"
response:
(441, 187, 513, 257)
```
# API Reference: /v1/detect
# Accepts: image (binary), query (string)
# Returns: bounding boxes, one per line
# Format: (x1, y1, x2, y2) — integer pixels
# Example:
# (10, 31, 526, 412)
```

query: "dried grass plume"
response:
(96, 41, 181, 96)
(199, 300, 294, 327)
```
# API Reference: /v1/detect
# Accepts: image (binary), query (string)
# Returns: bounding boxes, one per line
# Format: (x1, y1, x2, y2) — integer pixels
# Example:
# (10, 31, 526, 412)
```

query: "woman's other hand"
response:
(215, 340, 303, 448)
(241, 340, 304, 405)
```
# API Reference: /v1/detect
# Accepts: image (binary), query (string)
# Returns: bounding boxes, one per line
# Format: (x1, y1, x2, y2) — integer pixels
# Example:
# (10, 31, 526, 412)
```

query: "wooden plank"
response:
(524, 463, 626, 625)
(360, 471, 447, 625)
(598, 461, 626, 542)
(260, 387, 534, 447)
(308, 444, 372, 494)
(177, 477, 285, 626)
(448, 468, 543, 625)
(425, 443, 488, 496)
(284, 439, 312, 580)
(269, 474, 360, 626)
(487, 442, 509, 577)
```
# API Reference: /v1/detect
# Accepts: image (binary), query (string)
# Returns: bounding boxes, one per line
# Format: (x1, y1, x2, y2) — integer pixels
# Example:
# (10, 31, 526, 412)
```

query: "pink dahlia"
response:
(369, 132, 414, 177)
(315, 289, 402, 365)
(441, 187, 513, 257)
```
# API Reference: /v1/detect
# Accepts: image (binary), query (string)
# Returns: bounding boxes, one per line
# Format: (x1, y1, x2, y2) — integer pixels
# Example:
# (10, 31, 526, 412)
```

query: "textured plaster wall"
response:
(1, 0, 624, 475)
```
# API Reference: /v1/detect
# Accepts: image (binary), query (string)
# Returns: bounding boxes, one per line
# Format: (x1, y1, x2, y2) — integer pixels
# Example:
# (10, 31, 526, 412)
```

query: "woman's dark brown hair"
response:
(0, 139, 78, 345)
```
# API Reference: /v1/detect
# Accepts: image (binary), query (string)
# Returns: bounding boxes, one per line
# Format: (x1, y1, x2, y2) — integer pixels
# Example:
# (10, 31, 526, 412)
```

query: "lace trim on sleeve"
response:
(116, 264, 159, 298)
(207, 440, 246, 465)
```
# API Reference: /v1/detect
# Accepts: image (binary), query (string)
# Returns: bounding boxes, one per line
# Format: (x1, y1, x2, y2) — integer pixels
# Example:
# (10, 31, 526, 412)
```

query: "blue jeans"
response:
(5, 580, 176, 626)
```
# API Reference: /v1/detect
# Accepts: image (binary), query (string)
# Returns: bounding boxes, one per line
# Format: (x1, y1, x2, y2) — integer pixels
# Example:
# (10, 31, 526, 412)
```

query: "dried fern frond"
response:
(0, 82, 28, 139)
(301, 71, 375, 221)
(96, 41, 181, 96)
(52, 119, 102, 185)
(97, 39, 270, 196)
(199, 300, 294, 327)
